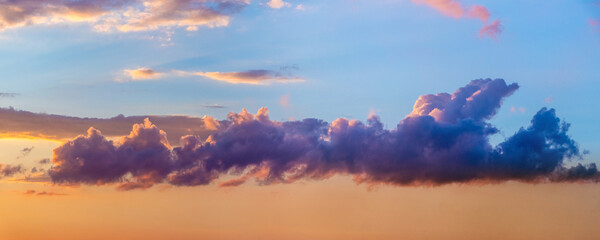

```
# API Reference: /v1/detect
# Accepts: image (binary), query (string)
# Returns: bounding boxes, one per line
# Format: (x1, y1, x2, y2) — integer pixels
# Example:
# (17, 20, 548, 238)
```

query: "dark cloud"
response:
(17, 146, 34, 159)
(38, 158, 51, 164)
(0, 164, 23, 178)
(204, 104, 226, 109)
(0, 107, 217, 144)
(47, 79, 598, 190)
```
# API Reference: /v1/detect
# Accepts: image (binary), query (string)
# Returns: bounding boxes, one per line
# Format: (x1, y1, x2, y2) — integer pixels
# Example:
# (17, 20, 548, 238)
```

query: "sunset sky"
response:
(1, 0, 600, 239)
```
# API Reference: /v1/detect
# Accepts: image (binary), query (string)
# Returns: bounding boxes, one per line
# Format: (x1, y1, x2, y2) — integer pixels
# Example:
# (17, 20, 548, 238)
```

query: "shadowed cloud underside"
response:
(44, 79, 597, 190)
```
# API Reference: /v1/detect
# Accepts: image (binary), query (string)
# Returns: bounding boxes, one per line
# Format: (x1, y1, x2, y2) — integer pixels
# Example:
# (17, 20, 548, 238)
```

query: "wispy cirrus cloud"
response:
(44, 79, 598, 191)
(0, 0, 250, 32)
(411, 0, 502, 39)
(118, 67, 305, 85)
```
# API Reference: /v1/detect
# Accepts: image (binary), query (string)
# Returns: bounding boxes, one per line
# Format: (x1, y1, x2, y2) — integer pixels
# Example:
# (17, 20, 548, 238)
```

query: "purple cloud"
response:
(47, 79, 597, 190)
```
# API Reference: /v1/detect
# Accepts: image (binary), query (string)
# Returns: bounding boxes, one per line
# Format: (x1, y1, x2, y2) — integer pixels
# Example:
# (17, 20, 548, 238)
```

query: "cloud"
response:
(0, 107, 218, 144)
(203, 104, 226, 109)
(0, 93, 18, 97)
(279, 94, 290, 107)
(39, 158, 51, 164)
(118, 67, 304, 85)
(45, 79, 598, 190)
(23, 190, 67, 196)
(191, 70, 305, 85)
(0, 0, 250, 32)
(123, 68, 164, 80)
(479, 20, 502, 39)
(0, 164, 23, 178)
(267, 0, 291, 9)
(411, 0, 502, 38)
(11, 171, 52, 183)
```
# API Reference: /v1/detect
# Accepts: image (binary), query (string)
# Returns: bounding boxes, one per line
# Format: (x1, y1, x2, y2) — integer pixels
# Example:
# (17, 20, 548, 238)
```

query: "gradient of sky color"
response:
(1, 0, 600, 239)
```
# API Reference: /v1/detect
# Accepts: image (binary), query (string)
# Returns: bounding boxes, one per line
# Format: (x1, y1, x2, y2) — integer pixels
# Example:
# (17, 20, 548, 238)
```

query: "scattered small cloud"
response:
(411, 0, 502, 39)
(267, 0, 291, 9)
(11, 171, 52, 183)
(545, 96, 553, 103)
(17, 146, 34, 159)
(0, 93, 18, 98)
(510, 106, 526, 113)
(38, 158, 51, 164)
(0, 164, 23, 178)
(279, 94, 290, 107)
(589, 18, 600, 32)
(479, 20, 502, 39)
(296, 4, 306, 11)
(122, 68, 164, 81)
(23, 190, 67, 196)
(203, 104, 226, 109)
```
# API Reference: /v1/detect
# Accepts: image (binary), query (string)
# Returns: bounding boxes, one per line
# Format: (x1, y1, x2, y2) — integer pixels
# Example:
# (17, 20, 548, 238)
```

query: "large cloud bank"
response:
(48, 79, 598, 190)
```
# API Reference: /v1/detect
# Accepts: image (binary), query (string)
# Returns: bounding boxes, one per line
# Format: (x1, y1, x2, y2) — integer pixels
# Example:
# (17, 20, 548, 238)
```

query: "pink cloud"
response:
(412, 0, 465, 18)
(479, 20, 502, 39)
(412, 0, 501, 39)
(279, 94, 290, 107)
(468, 5, 490, 22)
(590, 18, 599, 27)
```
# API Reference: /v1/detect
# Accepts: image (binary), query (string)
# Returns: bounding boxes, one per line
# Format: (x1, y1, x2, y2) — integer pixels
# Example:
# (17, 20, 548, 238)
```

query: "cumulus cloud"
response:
(0, 107, 217, 144)
(45, 79, 598, 190)
(411, 0, 502, 38)
(0, 0, 250, 32)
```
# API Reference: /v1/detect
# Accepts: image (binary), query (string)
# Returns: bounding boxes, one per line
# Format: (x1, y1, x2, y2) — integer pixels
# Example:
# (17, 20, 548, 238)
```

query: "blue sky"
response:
(0, 0, 599, 157)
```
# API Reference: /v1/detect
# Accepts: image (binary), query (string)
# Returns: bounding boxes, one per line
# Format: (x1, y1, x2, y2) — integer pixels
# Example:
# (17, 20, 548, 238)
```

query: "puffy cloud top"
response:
(46, 79, 597, 190)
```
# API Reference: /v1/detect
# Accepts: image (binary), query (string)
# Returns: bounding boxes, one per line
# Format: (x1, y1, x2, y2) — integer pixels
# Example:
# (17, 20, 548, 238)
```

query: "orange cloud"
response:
(0, 107, 217, 145)
(119, 67, 304, 85)
(23, 189, 67, 196)
(267, 0, 291, 9)
(123, 67, 164, 80)
(193, 70, 305, 85)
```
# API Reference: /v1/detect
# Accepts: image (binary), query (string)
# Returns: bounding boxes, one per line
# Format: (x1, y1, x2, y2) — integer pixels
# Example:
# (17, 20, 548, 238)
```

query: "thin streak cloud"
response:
(118, 67, 305, 85)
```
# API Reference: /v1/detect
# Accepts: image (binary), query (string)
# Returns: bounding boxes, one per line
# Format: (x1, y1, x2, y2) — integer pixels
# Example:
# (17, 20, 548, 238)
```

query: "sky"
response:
(1, 0, 600, 239)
